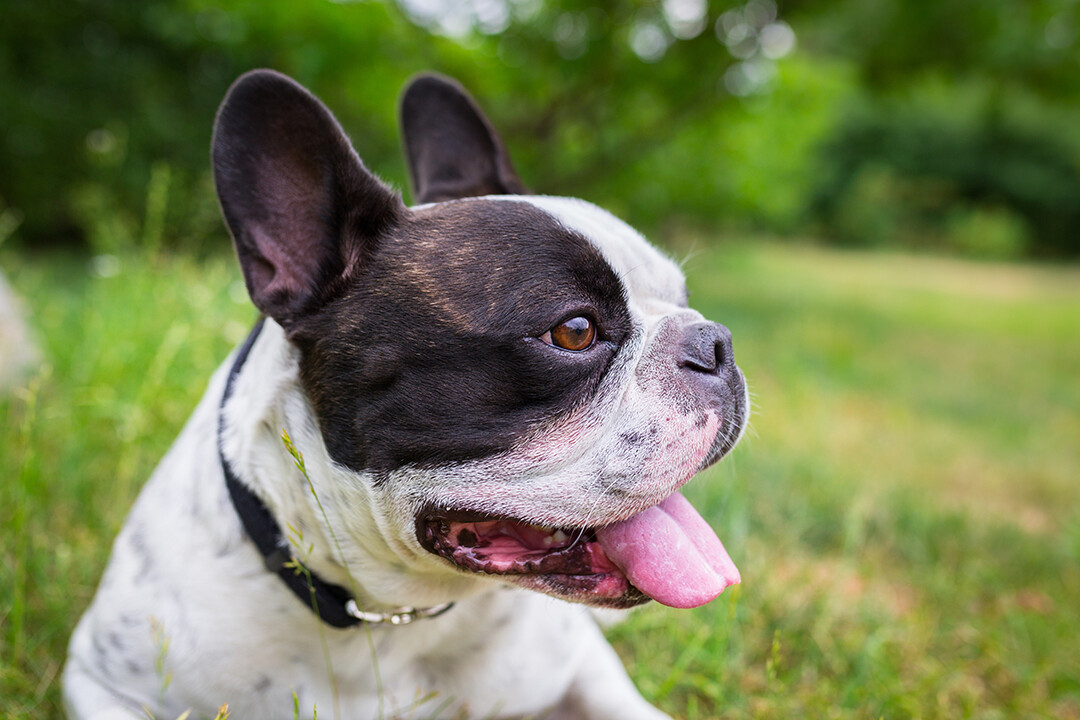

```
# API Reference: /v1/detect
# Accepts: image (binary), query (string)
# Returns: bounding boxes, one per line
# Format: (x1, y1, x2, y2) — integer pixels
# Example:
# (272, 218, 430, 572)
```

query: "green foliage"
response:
(0, 0, 766, 251)
(797, 0, 1080, 98)
(3, 240, 1079, 717)
(945, 205, 1030, 260)
(599, 54, 858, 235)
(5, 0, 1080, 257)
(0, 0, 433, 250)
(811, 78, 1080, 257)
(788, 0, 1080, 257)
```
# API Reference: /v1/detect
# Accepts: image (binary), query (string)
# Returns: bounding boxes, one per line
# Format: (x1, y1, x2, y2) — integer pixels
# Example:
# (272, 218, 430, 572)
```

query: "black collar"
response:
(218, 319, 452, 628)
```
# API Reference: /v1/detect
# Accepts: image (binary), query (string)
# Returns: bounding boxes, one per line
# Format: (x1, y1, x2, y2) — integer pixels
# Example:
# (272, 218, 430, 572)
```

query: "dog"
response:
(63, 70, 748, 720)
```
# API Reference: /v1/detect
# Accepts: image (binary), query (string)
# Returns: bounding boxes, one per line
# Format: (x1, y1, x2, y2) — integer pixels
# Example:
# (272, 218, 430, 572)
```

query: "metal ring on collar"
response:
(345, 600, 455, 625)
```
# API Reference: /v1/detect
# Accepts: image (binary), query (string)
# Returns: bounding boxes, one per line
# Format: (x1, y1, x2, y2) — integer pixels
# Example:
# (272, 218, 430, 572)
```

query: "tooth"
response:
(552, 530, 569, 543)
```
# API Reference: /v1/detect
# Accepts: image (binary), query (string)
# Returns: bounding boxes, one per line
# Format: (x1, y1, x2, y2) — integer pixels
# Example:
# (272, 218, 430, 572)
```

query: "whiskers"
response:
(565, 489, 610, 551)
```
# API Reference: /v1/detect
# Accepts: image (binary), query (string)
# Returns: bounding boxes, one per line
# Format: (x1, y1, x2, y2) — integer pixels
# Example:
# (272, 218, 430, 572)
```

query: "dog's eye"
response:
(542, 317, 596, 352)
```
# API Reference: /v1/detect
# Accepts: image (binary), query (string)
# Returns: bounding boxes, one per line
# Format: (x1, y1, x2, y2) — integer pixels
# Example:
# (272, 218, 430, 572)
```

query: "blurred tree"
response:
(0, 0, 756, 249)
(2, 0, 809, 250)
(1, 0, 433, 250)
(789, 0, 1080, 100)
(2, 0, 1079, 256)
(787, 0, 1080, 256)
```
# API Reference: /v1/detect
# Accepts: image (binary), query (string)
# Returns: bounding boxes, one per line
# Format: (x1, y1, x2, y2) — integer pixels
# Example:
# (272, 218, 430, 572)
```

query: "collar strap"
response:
(218, 318, 453, 628)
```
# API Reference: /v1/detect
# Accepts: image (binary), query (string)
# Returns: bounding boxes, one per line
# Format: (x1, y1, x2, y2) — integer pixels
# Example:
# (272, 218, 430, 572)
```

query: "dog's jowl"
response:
(64, 70, 749, 720)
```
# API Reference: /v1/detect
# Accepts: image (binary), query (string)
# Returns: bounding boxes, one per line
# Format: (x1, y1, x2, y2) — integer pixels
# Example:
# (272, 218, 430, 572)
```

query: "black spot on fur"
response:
(603, 485, 631, 499)
(91, 633, 113, 680)
(127, 524, 153, 586)
(92, 632, 107, 660)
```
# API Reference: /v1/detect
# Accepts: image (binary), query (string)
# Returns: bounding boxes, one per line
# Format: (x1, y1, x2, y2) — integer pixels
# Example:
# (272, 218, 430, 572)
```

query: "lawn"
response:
(2, 239, 1078, 719)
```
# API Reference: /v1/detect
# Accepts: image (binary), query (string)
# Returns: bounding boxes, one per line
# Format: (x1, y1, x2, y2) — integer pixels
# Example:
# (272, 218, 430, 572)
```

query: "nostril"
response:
(679, 322, 733, 374)
(681, 327, 718, 372)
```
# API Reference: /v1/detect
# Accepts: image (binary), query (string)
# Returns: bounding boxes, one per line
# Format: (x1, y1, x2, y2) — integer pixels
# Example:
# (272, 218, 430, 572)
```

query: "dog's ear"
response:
(212, 69, 405, 327)
(400, 74, 528, 204)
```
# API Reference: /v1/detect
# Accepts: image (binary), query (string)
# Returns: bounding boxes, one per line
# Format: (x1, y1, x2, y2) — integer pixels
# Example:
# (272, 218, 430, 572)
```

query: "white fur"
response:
(64, 196, 740, 720)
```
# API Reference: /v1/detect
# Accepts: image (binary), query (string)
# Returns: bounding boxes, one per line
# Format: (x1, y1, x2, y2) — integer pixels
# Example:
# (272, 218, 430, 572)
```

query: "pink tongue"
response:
(595, 492, 739, 608)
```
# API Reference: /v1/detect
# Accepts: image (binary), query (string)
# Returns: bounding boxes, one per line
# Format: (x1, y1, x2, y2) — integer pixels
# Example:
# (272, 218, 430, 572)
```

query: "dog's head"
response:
(212, 70, 748, 610)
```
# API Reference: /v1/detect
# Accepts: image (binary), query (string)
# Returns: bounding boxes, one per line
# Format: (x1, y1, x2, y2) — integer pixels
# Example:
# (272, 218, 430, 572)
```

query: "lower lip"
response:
(511, 571, 641, 604)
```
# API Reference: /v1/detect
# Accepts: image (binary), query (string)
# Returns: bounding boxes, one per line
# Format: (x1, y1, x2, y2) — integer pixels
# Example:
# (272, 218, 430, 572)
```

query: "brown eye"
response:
(543, 316, 596, 351)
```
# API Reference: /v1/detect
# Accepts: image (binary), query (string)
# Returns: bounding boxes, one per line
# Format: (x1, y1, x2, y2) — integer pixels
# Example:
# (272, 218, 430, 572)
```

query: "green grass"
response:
(2, 240, 1078, 719)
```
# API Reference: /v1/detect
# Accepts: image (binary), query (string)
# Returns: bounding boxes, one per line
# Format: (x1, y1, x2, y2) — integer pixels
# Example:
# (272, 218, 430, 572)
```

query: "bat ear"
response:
(400, 73, 528, 204)
(212, 69, 405, 326)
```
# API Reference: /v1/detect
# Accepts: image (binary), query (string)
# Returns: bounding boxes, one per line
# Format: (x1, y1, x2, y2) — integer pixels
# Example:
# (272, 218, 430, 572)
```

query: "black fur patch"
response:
(294, 199, 631, 473)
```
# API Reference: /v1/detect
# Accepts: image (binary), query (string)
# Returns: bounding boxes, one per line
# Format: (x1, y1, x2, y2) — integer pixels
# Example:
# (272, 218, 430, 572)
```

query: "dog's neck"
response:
(218, 319, 485, 612)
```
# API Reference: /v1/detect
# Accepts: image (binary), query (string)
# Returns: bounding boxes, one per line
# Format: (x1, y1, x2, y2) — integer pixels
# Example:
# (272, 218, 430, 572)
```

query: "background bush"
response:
(3, 0, 1080, 257)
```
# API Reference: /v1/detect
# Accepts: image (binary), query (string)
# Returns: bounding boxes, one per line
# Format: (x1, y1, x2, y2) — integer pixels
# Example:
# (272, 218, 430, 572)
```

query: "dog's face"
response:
(213, 71, 747, 611)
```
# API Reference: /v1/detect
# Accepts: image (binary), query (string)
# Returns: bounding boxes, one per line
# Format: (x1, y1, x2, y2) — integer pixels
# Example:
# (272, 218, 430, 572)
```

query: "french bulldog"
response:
(63, 69, 748, 720)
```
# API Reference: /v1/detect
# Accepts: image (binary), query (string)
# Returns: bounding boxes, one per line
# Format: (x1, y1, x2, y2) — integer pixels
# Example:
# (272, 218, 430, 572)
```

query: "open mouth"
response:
(417, 492, 740, 609)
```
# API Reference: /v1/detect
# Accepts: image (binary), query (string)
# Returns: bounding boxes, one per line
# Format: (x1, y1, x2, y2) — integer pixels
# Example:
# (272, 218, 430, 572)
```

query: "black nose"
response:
(679, 321, 733, 374)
